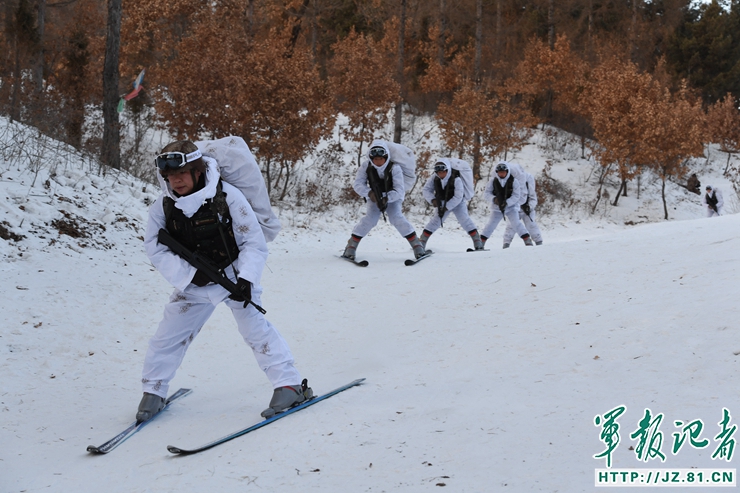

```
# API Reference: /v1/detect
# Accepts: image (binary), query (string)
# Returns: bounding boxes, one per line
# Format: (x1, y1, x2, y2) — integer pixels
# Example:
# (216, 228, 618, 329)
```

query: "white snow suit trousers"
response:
(352, 199, 415, 238)
(706, 207, 723, 217)
(141, 283, 300, 398)
(482, 207, 528, 239)
(423, 201, 477, 234)
(504, 210, 543, 243)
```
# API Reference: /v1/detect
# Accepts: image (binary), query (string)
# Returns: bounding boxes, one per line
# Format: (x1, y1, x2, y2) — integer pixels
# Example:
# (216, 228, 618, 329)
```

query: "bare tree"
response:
(101, 0, 121, 169)
(393, 0, 406, 143)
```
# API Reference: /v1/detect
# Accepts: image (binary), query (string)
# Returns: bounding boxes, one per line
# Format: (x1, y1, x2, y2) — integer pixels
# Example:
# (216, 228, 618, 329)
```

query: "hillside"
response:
(1, 117, 739, 492)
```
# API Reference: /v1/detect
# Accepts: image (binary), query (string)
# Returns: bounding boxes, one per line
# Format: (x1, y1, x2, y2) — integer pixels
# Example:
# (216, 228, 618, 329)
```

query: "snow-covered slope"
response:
(2, 116, 739, 492)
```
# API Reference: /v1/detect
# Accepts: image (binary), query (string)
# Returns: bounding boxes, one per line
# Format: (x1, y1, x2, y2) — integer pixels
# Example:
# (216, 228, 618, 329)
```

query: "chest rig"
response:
(367, 162, 395, 194)
(433, 169, 460, 203)
(493, 175, 515, 207)
(162, 180, 240, 269)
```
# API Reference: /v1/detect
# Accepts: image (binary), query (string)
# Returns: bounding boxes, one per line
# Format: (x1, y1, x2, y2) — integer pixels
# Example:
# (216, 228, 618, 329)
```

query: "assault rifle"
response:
(157, 229, 266, 314)
(367, 169, 388, 222)
(437, 202, 446, 228)
(521, 201, 532, 220)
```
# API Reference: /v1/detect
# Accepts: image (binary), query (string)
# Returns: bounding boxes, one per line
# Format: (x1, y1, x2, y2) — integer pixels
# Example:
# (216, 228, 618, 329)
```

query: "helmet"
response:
(495, 162, 509, 174)
(368, 146, 388, 160)
(706, 185, 713, 191)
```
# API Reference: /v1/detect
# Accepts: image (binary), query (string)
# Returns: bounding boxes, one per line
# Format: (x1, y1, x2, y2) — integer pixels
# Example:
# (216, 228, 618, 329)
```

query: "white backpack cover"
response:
(370, 139, 416, 191)
(447, 158, 475, 201)
(195, 136, 281, 242)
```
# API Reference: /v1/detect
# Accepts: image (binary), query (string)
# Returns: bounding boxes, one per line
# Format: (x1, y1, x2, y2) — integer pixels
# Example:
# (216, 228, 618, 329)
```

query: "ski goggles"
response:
(434, 163, 448, 173)
(368, 147, 388, 159)
(155, 150, 202, 171)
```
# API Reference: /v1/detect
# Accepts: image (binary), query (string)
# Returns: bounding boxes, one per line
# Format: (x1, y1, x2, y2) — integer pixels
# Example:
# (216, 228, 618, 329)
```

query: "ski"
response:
(337, 255, 369, 267)
(167, 378, 365, 455)
(466, 248, 490, 252)
(405, 249, 433, 266)
(87, 388, 192, 455)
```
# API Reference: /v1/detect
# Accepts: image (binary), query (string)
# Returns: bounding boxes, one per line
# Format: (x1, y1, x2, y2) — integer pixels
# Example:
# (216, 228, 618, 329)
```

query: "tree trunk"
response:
(473, 131, 481, 182)
(33, 0, 45, 96)
(548, 0, 555, 50)
(245, 0, 255, 38)
(631, 0, 638, 64)
(474, 0, 482, 83)
(661, 177, 668, 220)
(612, 179, 626, 206)
(11, 32, 20, 122)
(495, 0, 501, 59)
(725, 152, 732, 173)
(101, 0, 122, 169)
(437, 0, 446, 65)
(393, 0, 406, 143)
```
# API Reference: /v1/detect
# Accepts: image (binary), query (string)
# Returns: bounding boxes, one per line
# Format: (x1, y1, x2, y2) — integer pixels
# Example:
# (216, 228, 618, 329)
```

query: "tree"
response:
(436, 82, 535, 182)
(101, 0, 121, 169)
(706, 92, 740, 173)
(582, 56, 655, 210)
(638, 84, 705, 219)
(665, 0, 740, 104)
(327, 28, 399, 164)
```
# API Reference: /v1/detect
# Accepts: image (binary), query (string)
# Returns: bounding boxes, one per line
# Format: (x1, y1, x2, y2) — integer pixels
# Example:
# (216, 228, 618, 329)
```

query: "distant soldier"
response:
(340, 140, 426, 261)
(702, 185, 724, 217)
(480, 162, 533, 248)
(419, 158, 484, 251)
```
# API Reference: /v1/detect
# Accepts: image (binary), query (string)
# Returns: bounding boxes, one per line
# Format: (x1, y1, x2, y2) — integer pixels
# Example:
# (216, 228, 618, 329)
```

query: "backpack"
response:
(447, 158, 474, 201)
(370, 139, 416, 191)
(194, 136, 281, 243)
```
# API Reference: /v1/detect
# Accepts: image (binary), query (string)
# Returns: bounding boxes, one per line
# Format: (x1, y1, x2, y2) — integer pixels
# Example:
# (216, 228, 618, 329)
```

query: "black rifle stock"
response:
(157, 229, 266, 314)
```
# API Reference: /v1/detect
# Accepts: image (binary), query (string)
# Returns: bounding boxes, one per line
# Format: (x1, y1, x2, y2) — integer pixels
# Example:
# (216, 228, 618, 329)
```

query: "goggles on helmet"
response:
(706, 186, 713, 191)
(495, 162, 509, 173)
(155, 149, 203, 171)
(434, 162, 448, 173)
(368, 147, 388, 159)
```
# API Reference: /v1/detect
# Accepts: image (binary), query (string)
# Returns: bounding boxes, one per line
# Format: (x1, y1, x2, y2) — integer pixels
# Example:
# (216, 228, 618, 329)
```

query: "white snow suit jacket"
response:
(483, 172, 524, 212)
(144, 157, 268, 293)
(353, 141, 406, 204)
(523, 172, 538, 209)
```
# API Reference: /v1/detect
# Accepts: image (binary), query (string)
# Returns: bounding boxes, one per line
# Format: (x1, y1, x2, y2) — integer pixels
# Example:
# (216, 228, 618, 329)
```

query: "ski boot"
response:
(341, 235, 361, 260)
(468, 229, 484, 250)
(261, 379, 314, 418)
(136, 393, 165, 423)
(522, 234, 534, 246)
(406, 232, 426, 259)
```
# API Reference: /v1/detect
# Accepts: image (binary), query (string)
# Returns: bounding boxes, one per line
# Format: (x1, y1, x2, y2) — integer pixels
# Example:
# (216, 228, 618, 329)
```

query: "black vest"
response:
(434, 169, 459, 203)
(367, 162, 394, 194)
(706, 191, 718, 208)
(162, 180, 240, 269)
(492, 175, 514, 206)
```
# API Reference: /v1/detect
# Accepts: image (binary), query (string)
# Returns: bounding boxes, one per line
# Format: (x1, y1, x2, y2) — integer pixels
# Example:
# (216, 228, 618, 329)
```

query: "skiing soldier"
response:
(703, 185, 724, 217)
(341, 141, 426, 260)
(480, 162, 533, 248)
(139, 140, 311, 423)
(502, 169, 544, 247)
(419, 159, 484, 250)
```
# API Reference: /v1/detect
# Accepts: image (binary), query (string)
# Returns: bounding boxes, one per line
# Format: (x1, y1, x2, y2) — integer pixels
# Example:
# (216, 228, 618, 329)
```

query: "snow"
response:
(2, 115, 739, 492)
